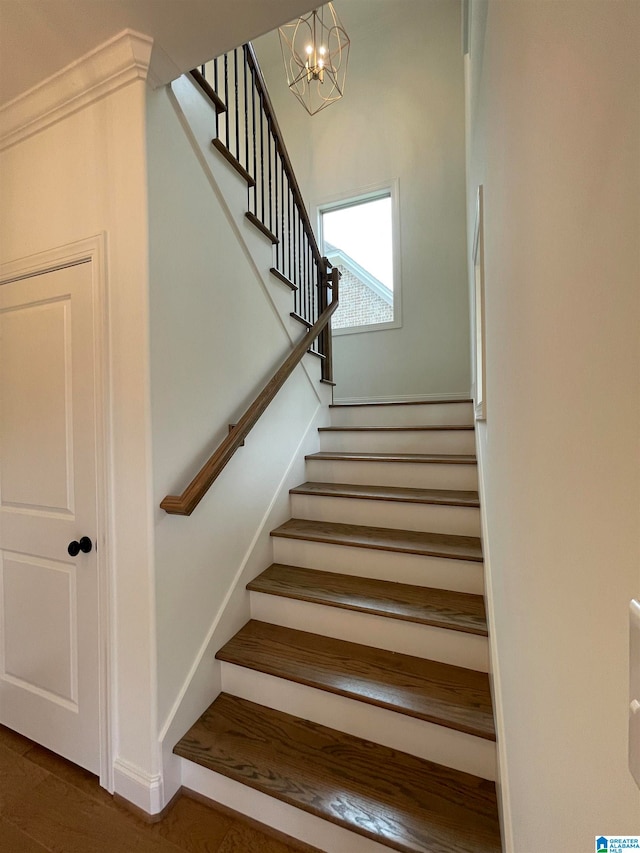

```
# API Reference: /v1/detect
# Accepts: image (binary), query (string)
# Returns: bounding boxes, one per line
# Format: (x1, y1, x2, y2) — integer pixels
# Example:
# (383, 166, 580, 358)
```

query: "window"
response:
(318, 183, 401, 334)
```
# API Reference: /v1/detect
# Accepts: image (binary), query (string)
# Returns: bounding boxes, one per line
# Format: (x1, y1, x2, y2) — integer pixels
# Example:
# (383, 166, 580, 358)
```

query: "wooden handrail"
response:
(160, 267, 340, 516)
(243, 44, 324, 270)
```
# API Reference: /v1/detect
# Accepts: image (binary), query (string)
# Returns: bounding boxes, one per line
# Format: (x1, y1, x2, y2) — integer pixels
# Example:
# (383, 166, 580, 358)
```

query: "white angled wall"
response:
(254, 0, 471, 402)
(145, 83, 330, 799)
(468, 2, 640, 849)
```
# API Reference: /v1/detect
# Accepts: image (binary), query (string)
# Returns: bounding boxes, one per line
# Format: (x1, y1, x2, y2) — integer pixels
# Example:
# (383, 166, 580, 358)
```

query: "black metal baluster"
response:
(259, 94, 265, 225)
(251, 70, 257, 215)
(234, 49, 240, 161)
(267, 118, 273, 237)
(297, 213, 302, 313)
(289, 187, 296, 310)
(297, 210, 302, 309)
(224, 54, 230, 150)
(310, 246, 315, 336)
(304, 233, 309, 324)
(280, 160, 285, 273)
(243, 51, 249, 177)
(308, 244, 313, 332)
(273, 140, 279, 265)
(213, 58, 220, 140)
(292, 204, 297, 292)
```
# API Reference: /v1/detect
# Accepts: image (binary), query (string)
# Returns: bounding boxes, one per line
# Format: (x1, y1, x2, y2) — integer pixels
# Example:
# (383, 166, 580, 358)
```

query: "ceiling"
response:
(0, 0, 318, 108)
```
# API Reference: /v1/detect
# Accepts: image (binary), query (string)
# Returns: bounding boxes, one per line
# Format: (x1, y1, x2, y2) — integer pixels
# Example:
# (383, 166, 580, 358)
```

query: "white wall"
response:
(0, 69, 159, 801)
(145, 80, 330, 799)
(255, 0, 470, 402)
(468, 2, 640, 848)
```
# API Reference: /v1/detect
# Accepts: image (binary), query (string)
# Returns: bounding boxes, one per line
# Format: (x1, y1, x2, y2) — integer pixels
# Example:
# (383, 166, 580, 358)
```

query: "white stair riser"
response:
(250, 592, 489, 671)
(319, 429, 475, 455)
(181, 760, 392, 853)
(221, 663, 497, 780)
(305, 459, 478, 490)
(330, 402, 474, 428)
(290, 493, 481, 536)
(272, 537, 484, 593)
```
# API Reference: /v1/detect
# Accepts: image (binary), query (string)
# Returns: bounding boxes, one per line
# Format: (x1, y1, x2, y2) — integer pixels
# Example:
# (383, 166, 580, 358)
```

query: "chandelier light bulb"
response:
(278, 2, 350, 116)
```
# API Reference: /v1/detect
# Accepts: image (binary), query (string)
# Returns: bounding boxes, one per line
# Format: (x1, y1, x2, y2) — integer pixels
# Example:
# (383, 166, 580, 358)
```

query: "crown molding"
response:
(0, 29, 154, 151)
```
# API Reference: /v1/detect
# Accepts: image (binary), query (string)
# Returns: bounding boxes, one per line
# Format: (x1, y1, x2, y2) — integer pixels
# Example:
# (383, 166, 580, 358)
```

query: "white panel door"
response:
(0, 261, 100, 774)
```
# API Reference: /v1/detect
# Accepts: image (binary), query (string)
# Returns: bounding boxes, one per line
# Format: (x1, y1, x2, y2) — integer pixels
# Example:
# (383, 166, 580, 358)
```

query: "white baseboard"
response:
(333, 392, 472, 404)
(474, 425, 514, 852)
(113, 757, 164, 815)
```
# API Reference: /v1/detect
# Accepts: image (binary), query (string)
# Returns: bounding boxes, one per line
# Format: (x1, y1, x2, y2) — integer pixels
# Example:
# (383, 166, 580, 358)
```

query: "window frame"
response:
(315, 180, 402, 336)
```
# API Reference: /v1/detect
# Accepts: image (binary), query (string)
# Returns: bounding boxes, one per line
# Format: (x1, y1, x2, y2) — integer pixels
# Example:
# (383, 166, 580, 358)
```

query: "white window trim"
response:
(314, 179, 402, 336)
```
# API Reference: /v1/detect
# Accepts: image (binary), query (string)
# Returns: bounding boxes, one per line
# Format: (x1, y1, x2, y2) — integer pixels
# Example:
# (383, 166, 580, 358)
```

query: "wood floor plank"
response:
(306, 451, 477, 464)
(0, 730, 318, 853)
(24, 744, 113, 808)
(271, 518, 483, 562)
(290, 481, 480, 507)
(4, 773, 184, 853)
(0, 817, 49, 852)
(0, 743, 50, 814)
(150, 794, 232, 851)
(248, 564, 488, 635)
(216, 621, 495, 739)
(0, 724, 37, 756)
(175, 694, 501, 853)
(217, 824, 305, 853)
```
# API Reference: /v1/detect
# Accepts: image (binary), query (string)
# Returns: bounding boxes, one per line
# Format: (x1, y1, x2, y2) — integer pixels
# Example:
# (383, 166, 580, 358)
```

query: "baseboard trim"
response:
(333, 392, 472, 405)
(114, 786, 181, 824)
(113, 757, 164, 815)
(474, 426, 514, 852)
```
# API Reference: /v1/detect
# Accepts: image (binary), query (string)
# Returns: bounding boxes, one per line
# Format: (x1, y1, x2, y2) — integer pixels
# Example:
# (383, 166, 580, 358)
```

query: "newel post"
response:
(320, 259, 339, 383)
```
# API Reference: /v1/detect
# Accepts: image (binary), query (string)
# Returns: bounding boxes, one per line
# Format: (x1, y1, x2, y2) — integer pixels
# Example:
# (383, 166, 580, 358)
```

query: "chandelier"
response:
(278, 3, 350, 116)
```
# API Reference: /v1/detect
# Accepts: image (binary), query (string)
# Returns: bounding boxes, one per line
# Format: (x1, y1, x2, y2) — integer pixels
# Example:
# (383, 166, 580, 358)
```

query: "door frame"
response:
(0, 233, 114, 791)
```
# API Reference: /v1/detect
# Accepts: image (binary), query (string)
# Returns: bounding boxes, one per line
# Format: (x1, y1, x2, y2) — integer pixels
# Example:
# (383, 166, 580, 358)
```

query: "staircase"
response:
(174, 399, 502, 853)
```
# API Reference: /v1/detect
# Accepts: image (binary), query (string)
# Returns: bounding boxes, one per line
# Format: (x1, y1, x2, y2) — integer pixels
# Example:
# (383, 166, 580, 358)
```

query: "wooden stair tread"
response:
(306, 451, 477, 464)
(318, 424, 475, 432)
(248, 564, 488, 635)
(216, 621, 495, 739)
(290, 481, 480, 507)
(174, 693, 501, 853)
(271, 518, 483, 562)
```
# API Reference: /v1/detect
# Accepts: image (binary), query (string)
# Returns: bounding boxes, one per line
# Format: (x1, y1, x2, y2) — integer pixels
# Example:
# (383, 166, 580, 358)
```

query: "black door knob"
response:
(68, 537, 93, 557)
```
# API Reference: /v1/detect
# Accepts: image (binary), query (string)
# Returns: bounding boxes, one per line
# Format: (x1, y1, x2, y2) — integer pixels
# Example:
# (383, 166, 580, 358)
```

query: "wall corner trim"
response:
(113, 757, 164, 815)
(0, 29, 154, 151)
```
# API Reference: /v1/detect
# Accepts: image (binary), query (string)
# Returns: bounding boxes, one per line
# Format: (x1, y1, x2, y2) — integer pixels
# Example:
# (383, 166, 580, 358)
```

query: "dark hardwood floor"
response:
(0, 724, 321, 853)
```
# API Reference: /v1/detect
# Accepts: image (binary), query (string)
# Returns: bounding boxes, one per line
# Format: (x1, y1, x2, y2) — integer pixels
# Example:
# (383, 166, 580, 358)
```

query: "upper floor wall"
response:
(254, 0, 471, 402)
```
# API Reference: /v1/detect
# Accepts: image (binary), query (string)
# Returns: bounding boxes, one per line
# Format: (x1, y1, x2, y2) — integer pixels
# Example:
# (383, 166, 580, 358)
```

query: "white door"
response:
(0, 260, 100, 774)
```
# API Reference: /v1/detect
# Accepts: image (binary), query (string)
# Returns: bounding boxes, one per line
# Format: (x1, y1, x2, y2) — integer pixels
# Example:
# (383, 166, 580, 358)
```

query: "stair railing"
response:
(190, 44, 329, 353)
(162, 44, 339, 516)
